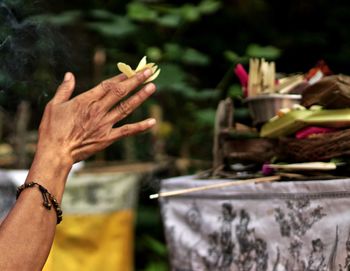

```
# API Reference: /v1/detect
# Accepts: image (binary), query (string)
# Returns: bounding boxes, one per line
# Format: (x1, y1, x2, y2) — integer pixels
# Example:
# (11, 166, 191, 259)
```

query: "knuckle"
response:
(101, 80, 127, 98)
(100, 80, 110, 92)
(117, 101, 131, 117)
(137, 72, 146, 81)
(100, 80, 114, 92)
(137, 71, 151, 83)
(112, 85, 127, 98)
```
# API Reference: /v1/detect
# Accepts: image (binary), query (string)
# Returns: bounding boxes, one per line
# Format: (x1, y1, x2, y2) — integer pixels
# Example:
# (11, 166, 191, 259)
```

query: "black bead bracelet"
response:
(16, 182, 63, 224)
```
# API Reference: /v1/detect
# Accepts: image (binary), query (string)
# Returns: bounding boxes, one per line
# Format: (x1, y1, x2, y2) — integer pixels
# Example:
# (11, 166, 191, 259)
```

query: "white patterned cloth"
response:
(0, 172, 17, 220)
(160, 175, 350, 271)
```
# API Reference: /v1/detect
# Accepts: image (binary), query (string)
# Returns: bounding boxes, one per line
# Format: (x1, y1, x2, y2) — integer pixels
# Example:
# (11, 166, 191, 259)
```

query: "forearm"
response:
(0, 151, 72, 271)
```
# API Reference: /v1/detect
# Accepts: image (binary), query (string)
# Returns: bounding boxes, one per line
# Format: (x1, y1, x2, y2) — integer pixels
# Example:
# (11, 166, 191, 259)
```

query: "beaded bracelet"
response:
(16, 182, 63, 224)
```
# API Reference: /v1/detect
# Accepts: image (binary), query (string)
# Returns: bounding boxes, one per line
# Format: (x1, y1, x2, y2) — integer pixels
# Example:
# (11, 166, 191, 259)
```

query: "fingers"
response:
(52, 72, 76, 104)
(106, 83, 156, 124)
(109, 118, 156, 141)
(71, 118, 156, 162)
(83, 73, 128, 101)
(98, 69, 153, 110)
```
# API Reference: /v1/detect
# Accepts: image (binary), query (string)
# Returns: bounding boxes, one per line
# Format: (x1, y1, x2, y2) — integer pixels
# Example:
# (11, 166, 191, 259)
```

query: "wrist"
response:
(25, 149, 73, 201)
(35, 147, 73, 168)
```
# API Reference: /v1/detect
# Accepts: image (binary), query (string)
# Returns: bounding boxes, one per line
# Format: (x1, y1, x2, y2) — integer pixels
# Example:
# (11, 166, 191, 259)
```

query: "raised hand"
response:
(37, 69, 156, 165)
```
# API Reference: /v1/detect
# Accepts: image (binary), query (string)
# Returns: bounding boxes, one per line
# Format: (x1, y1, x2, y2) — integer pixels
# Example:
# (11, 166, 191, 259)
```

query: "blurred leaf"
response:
(28, 10, 82, 26)
(147, 47, 163, 61)
(155, 63, 187, 90)
(187, 88, 218, 100)
(156, 63, 217, 100)
(246, 44, 281, 59)
(182, 48, 210, 66)
(88, 17, 136, 37)
(224, 50, 250, 65)
(127, 2, 158, 22)
(164, 43, 183, 60)
(224, 50, 240, 62)
(171, 83, 198, 97)
(142, 235, 167, 256)
(145, 262, 168, 271)
(198, 0, 222, 14)
(180, 4, 200, 22)
(88, 9, 118, 20)
(194, 108, 216, 126)
(157, 14, 181, 27)
(164, 44, 210, 66)
(228, 84, 243, 98)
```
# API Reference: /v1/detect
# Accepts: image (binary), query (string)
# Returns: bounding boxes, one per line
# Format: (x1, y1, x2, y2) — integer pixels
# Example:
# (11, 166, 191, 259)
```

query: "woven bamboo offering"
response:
(279, 128, 350, 162)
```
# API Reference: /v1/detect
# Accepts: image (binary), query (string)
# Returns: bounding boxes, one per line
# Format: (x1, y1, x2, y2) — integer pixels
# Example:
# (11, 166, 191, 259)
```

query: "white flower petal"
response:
(135, 56, 147, 72)
(144, 63, 155, 69)
(117, 62, 135, 78)
(145, 68, 161, 83)
(117, 57, 160, 83)
(151, 65, 158, 73)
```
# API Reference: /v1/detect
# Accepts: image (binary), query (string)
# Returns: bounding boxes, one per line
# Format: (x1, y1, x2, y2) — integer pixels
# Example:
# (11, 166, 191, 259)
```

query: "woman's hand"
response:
(36, 69, 156, 167)
(0, 67, 157, 271)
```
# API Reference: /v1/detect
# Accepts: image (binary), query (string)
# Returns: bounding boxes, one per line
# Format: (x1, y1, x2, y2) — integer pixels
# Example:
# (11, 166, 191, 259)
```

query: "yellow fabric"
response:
(43, 210, 134, 271)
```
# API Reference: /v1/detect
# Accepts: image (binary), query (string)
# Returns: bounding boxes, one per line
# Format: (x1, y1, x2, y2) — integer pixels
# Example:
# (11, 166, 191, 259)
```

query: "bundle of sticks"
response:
(248, 58, 276, 97)
(236, 58, 306, 97)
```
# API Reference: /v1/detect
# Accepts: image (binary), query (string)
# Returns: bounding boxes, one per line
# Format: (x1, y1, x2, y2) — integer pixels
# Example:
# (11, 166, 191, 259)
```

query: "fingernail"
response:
(64, 72, 72, 81)
(144, 83, 156, 94)
(143, 69, 152, 77)
(148, 118, 156, 126)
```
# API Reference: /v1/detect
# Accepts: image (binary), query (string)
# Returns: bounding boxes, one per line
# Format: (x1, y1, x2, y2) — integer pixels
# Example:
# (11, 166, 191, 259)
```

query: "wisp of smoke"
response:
(0, 0, 72, 99)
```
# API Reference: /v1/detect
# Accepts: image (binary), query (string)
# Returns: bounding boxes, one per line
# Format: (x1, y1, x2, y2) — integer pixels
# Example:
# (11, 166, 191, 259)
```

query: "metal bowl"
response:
(244, 94, 301, 126)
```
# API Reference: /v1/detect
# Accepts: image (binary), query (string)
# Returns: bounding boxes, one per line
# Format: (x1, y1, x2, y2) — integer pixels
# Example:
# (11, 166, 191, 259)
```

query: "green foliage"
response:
(224, 44, 281, 65)
(88, 9, 117, 20)
(224, 50, 242, 63)
(146, 47, 162, 61)
(161, 43, 210, 66)
(246, 44, 281, 60)
(127, 2, 158, 22)
(88, 16, 136, 38)
(194, 108, 216, 127)
(182, 48, 210, 66)
(126, 0, 221, 25)
(156, 14, 181, 28)
(228, 84, 244, 99)
(145, 262, 168, 271)
(28, 10, 81, 26)
(198, 0, 222, 14)
(135, 203, 169, 270)
(142, 235, 168, 257)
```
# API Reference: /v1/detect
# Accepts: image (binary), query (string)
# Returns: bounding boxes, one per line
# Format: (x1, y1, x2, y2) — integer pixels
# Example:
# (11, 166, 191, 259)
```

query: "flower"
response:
(117, 56, 161, 83)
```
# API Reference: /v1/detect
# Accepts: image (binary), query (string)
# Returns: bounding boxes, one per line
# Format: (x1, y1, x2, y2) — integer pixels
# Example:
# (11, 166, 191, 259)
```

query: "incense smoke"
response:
(0, 0, 72, 102)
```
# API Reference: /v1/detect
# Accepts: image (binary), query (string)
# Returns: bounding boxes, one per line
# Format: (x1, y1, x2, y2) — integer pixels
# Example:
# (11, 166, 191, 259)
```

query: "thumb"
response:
(52, 72, 76, 104)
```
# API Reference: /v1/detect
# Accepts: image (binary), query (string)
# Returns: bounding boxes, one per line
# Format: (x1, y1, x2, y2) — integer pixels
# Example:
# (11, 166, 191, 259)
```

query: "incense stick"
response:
(149, 175, 280, 199)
